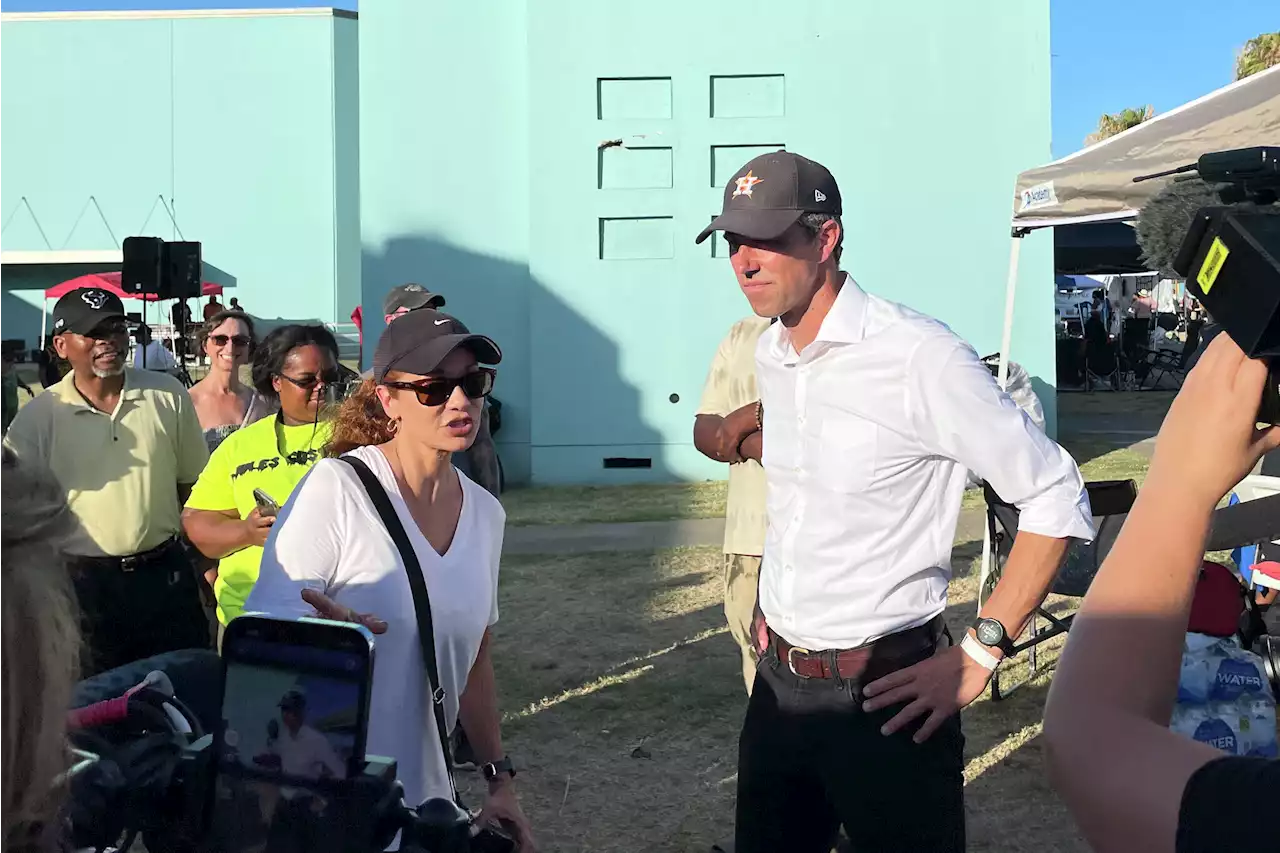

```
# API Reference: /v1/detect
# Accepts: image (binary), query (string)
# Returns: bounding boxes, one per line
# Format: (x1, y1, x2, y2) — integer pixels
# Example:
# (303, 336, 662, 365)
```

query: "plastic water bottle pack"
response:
(1171, 633, 1278, 758)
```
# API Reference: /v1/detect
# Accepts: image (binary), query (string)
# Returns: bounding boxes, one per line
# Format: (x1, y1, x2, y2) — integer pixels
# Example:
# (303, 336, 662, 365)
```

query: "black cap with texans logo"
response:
(373, 308, 501, 383)
(695, 150, 842, 245)
(51, 287, 129, 337)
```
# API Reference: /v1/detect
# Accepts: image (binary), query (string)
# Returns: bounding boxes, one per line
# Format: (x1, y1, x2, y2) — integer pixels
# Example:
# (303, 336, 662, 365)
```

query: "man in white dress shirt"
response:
(696, 151, 1094, 852)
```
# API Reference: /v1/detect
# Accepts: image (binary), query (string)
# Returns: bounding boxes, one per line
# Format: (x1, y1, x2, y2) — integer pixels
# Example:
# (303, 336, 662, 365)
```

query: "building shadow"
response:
(360, 235, 669, 490)
(1, 282, 45, 352)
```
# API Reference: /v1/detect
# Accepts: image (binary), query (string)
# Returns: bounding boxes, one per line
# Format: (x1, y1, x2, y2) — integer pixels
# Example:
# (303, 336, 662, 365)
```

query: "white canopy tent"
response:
(978, 65, 1280, 612)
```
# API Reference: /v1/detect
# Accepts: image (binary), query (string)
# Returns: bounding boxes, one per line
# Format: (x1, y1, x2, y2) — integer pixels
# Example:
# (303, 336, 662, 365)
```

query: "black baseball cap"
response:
(382, 283, 446, 316)
(278, 690, 306, 712)
(695, 150, 842, 244)
(373, 309, 501, 382)
(51, 287, 129, 337)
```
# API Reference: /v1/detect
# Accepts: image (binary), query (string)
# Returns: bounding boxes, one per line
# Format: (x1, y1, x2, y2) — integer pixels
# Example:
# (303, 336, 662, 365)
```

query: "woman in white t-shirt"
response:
(244, 308, 536, 850)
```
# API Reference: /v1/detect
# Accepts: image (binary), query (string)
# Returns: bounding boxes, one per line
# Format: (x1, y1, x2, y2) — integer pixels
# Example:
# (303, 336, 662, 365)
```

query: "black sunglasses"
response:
(384, 368, 495, 407)
(278, 369, 341, 391)
(209, 334, 252, 349)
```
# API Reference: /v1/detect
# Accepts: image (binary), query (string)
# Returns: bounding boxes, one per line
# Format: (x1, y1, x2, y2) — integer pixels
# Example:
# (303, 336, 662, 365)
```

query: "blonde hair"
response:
(2, 448, 82, 852)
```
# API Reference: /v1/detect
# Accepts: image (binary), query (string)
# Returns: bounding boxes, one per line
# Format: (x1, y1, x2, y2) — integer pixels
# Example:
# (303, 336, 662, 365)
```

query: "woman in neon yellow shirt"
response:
(182, 324, 340, 626)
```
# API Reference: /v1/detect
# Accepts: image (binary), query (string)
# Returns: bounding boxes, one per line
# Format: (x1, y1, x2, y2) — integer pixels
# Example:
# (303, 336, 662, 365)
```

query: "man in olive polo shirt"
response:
(5, 287, 211, 675)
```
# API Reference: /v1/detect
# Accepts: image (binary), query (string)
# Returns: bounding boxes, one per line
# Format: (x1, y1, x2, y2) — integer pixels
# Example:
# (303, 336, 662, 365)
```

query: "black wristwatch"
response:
(481, 756, 516, 783)
(971, 617, 1016, 656)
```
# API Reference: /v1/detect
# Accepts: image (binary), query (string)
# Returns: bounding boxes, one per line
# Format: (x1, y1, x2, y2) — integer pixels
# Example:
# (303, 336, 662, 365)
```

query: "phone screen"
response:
(209, 616, 374, 852)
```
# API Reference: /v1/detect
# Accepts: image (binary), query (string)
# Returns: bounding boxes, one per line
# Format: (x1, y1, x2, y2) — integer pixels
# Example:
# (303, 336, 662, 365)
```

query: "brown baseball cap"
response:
(695, 150, 842, 244)
(373, 309, 501, 382)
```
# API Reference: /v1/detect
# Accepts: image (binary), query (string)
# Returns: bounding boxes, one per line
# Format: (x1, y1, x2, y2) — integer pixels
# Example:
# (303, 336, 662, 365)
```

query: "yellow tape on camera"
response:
(1197, 236, 1230, 294)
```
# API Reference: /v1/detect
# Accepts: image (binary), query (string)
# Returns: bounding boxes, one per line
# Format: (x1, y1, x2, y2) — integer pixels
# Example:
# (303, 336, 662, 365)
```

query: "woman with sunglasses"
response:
(244, 309, 537, 851)
(182, 324, 341, 630)
(187, 310, 272, 453)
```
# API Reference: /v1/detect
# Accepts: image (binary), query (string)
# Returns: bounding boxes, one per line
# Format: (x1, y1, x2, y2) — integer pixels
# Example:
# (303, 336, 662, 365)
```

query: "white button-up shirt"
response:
(757, 275, 1094, 650)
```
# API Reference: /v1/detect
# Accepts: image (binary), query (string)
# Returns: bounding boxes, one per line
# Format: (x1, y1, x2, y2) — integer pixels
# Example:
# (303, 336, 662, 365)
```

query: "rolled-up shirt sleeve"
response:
(908, 336, 1095, 542)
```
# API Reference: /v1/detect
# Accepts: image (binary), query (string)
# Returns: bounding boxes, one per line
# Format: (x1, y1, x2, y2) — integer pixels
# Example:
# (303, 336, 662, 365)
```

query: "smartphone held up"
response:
(209, 615, 376, 852)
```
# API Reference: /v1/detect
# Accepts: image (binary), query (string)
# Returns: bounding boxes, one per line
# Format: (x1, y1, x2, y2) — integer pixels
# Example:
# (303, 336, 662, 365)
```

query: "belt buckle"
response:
(120, 556, 138, 573)
(786, 645, 812, 678)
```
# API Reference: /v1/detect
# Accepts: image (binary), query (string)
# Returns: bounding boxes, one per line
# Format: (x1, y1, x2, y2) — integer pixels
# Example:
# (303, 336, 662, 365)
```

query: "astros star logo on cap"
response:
(732, 170, 763, 198)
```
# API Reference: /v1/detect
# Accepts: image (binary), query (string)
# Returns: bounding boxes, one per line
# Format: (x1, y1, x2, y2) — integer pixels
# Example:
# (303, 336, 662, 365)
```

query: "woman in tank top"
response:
(187, 310, 273, 452)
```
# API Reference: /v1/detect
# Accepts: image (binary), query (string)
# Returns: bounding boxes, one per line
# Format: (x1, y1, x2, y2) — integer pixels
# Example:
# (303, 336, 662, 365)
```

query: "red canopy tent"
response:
(44, 272, 223, 301)
(40, 272, 225, 347)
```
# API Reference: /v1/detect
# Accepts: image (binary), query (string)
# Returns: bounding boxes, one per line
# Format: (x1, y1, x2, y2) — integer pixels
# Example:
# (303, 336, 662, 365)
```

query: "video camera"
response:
(1134, 146, 1280, 423)
(64, 647, 514, 853)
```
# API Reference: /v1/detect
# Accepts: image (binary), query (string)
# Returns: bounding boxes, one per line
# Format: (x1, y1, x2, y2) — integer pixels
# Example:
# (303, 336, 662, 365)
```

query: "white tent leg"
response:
(39, 298, 48, 351)
(979, 233, 1025, 611)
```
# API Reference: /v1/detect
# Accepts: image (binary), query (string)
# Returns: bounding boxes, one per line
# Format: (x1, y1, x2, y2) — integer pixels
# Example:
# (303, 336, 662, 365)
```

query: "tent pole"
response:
(979, 230, 1028, 612)
(39, 298, 47, 351)
(996, 231, 1026, 392)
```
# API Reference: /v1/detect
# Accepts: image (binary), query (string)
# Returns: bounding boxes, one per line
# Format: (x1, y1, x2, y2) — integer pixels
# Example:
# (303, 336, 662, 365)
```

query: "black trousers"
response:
(71, 541, 212, 677)
(735, 637, 966, 853)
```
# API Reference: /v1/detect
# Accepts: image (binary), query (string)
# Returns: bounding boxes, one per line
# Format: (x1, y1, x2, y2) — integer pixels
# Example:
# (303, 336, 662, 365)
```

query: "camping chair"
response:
(978, 478, 1138, 700)
(1133, 345, 1186, 391)
(1082, 321, 1120, 391)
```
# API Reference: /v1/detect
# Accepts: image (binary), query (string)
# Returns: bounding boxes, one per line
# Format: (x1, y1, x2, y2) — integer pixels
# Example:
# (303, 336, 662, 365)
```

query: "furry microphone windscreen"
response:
(1134, 178, 1227, 278)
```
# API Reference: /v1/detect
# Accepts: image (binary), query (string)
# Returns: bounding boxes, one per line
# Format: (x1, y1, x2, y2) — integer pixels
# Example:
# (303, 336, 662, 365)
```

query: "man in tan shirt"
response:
(6, 287, 211, 675)
(694, 316, 771, 694)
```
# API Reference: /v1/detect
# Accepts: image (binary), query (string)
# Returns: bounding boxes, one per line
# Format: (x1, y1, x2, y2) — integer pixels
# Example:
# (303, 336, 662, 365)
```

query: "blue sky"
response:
(3, 0, 1273, 160)
(1049, 0, 1274, 157)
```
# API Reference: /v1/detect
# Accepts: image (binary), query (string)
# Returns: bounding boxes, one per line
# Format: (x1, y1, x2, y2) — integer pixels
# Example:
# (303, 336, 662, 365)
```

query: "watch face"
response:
(976, 619, 1004, 647)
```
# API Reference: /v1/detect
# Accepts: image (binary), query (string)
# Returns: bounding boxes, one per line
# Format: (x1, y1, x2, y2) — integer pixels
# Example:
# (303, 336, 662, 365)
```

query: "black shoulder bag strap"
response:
(340, 455, 458, 803)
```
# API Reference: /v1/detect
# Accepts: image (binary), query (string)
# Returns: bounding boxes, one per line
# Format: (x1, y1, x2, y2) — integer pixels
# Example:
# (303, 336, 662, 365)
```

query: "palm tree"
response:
(1084, 105, 1155, 146)
(1235, 32, 1280, 80)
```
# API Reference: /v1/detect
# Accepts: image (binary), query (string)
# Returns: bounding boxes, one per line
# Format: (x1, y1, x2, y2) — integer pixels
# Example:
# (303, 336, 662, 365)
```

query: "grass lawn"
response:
(506, 442, 1154, 526)
(470, 544, 1086, 852)
(503, 482, 728, 527)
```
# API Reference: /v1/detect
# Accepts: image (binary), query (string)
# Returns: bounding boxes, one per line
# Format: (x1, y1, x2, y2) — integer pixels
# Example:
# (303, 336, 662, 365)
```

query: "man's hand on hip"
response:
(861, 644, 992, 743)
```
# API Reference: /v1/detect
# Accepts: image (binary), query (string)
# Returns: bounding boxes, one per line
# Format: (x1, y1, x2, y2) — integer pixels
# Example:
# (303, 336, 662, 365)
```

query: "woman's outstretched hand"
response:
(300, 587, 389, 634)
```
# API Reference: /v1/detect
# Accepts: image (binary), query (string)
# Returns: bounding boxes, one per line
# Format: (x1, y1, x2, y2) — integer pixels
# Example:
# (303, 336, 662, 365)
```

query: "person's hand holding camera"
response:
(478, 779, 538, 852)
(1145, 333, 1279, 511)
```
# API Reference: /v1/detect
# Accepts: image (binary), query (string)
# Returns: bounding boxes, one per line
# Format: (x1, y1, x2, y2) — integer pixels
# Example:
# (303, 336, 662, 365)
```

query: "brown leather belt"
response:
(771, 616, 946, 681)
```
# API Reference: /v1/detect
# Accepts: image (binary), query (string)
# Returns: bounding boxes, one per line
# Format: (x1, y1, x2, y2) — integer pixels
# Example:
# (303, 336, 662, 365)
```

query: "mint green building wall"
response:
(1, 9, 360, 343)
(359, 0, 1055, 485)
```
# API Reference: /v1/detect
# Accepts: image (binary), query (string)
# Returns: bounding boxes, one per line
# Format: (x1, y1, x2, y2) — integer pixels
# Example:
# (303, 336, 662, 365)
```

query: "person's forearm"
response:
(1050, 472, 1213, 722)
(182, 509, 252, 560)
(978, 531, 1070, 649)
(738, 430, 762, 463)
(694, 404, 759, 463)
(458, 632, 507, 787)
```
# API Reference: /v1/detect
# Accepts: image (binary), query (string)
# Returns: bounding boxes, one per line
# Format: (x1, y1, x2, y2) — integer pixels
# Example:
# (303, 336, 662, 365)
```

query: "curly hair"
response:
(198, 309, 257, 353)
(2, 448, 82, 852)
(249, 324, 341, 400)
(326, 378, 397, 457)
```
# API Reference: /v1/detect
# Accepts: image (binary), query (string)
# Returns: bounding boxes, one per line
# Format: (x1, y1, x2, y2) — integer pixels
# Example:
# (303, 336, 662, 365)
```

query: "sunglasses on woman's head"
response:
(209, 334, 251, 349)
(278, 369, 341, 391)
(384, 368, 495, 407)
